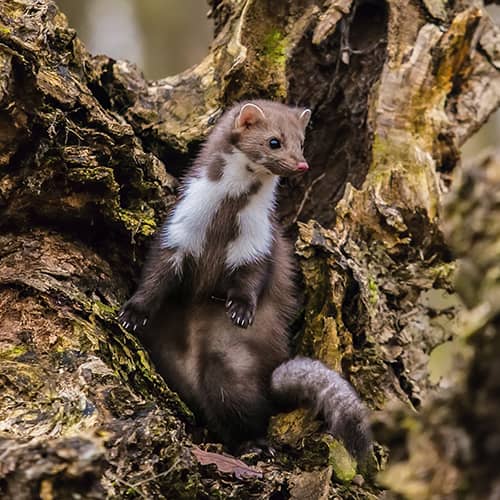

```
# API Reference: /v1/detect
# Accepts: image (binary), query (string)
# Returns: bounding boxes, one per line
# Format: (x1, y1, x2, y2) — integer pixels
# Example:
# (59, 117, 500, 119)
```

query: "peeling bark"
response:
(0, 0, 499, 498)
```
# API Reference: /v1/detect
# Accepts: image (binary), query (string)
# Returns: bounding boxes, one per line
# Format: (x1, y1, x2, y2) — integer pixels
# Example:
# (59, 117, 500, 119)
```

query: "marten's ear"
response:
(235, 103, 266, 128)
(298, 109, 311, 130)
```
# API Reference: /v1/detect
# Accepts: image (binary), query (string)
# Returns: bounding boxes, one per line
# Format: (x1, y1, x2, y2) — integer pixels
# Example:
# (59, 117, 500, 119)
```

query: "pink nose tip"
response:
(296, 162, 309, 172)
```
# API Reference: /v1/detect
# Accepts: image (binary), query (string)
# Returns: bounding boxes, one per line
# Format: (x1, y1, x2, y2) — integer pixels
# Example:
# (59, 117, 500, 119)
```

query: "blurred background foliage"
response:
(56, 0, 498, 162)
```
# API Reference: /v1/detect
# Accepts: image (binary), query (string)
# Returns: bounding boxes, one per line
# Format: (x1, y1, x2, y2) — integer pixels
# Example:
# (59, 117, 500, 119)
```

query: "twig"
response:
(292, 173, 326, 224)
(109, 475, 148, 499)
(130, 459, 181, 488)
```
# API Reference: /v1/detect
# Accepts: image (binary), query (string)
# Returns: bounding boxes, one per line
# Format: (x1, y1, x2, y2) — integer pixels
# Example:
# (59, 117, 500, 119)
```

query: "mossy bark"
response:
(0, 0, 498, 498)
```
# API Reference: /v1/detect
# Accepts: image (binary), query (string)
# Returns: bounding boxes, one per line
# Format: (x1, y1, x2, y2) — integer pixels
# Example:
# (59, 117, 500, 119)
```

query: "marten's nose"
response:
(296, 162, 309, 172)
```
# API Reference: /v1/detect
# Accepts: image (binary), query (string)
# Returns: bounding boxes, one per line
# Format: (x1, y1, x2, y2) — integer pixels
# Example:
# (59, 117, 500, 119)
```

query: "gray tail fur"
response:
(271, 357, 372, 460)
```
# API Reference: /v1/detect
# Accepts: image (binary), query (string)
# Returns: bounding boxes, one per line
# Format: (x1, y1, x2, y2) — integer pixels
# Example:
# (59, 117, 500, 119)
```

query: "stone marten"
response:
(119, 100, 371, 459)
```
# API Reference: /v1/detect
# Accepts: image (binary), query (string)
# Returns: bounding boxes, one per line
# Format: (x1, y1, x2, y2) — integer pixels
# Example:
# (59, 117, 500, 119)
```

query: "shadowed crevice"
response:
(282, 0, 389, 228)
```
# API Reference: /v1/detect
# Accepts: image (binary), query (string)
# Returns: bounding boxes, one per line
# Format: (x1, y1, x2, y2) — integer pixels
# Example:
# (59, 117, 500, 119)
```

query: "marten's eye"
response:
(269, 138, 281, 149)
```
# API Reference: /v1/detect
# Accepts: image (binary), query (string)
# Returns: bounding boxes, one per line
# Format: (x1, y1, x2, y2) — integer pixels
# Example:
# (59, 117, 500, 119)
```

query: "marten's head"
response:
(229, 101, 311, 177)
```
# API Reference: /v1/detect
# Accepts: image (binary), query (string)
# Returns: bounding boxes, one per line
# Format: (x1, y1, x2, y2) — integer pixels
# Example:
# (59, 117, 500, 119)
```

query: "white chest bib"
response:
(161, 150, 277, 268)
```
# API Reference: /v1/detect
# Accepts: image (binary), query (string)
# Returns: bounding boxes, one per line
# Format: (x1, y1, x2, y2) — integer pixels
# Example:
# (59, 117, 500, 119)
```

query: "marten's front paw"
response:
(118, 299, 149, 332)
(226, 298, 255, 329)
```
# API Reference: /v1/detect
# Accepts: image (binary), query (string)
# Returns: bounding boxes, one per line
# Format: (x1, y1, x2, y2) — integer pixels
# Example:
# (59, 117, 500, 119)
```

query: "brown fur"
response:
(138, 231, 296, 442)
(231, 100, 308, 176)
(120, 101, 307, 444)
(207, 155, 225, 181)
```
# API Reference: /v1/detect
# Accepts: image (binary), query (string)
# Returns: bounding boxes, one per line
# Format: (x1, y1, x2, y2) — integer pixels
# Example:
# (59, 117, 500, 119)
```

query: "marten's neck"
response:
(161, 147, 279, 267)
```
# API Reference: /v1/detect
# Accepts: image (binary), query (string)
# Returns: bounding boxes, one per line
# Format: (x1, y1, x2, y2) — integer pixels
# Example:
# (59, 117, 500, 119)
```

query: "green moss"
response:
(0, 345, 27, 360)
(269, 409, 320, 448)
(0, 360, 46, 397)
(0, 24, 11, 36)
(91, 301, 118, 322)
(297, 432, 358, 483)
(370, 135, 422, 176)
(369, 134, 440, 221)
(240, 27, 288, 100)
(68, 167, 120, 193)
(371, 134, 432, 174)
(171, 471, 204, 499)
(430, 262, 456, 285)
(115, 208, 157, 237)
(262, 30, 287, 68)
(1, 3, 25, 21)
(368, 278, 379, 305)
(323, 435, 357, 483)
(297, 433, 358, 479)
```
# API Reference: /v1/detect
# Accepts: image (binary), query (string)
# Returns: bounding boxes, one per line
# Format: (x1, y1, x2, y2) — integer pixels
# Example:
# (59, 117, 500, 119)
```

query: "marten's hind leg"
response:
(200, 350, 274, 445)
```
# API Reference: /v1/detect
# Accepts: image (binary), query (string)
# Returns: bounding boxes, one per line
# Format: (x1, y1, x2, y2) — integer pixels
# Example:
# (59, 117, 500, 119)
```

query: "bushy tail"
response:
(271, 357, 372, 460)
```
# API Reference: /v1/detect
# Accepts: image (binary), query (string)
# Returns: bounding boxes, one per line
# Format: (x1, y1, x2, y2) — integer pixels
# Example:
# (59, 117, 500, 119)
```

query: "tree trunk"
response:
(0, 0, 498, 498)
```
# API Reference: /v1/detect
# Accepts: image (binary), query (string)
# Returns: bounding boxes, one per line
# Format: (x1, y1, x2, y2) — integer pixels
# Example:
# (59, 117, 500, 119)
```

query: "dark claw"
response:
(119, 299, 149, 333)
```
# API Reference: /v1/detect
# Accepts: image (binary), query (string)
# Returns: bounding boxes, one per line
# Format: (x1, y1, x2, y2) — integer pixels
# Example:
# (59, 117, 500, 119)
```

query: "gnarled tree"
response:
(0, 0, 499, 498)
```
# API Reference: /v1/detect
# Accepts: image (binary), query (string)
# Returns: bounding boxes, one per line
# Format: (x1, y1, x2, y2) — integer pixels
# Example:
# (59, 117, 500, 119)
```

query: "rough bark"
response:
(378, 151, 500, 500)
(0, 0, 498, 498)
